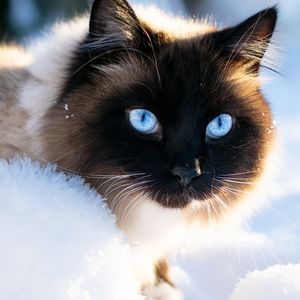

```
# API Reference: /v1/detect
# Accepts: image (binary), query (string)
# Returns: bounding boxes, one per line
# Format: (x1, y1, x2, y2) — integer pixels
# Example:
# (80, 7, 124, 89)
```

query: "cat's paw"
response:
(143, 282, 183, 300)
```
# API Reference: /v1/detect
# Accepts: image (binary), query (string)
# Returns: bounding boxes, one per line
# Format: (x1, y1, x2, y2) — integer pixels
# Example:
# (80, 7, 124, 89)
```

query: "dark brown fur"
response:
(155, 259, 174, 287)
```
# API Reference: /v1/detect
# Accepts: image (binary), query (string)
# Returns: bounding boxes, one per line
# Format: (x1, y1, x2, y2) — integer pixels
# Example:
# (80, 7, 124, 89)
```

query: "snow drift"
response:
(0, 158, 143, 300)
(229, 264, 300, 300)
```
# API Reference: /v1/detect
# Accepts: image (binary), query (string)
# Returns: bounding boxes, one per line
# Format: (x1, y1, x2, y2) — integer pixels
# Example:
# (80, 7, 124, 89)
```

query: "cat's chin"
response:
(153, 193, 198, 209)
(149, 186, 210, 209)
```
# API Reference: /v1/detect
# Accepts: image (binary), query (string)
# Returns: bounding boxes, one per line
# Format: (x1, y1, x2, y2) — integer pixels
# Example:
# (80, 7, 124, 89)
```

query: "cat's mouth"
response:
(148, 178, 214, 208)
(94, 172, 210, 209)
(151, 185, 210, 208)
(94, 170, 250, 211)
(121, 172, 217, 209)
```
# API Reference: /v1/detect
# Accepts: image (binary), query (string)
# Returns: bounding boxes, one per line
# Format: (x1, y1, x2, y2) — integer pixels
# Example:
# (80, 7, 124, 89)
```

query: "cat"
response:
(0, 0, 277, 298)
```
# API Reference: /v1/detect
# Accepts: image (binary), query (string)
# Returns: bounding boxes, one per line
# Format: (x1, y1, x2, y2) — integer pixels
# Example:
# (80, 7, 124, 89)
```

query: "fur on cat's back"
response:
(0, 46, 32, 158)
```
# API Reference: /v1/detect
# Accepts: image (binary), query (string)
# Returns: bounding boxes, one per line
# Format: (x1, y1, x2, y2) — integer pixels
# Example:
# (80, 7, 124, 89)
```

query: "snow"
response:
(0, 158, 143, 300)
(229, 264, 300, 300)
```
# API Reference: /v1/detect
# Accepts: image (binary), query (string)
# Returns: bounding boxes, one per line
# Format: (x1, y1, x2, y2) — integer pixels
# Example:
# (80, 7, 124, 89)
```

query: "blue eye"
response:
(128, 109, 159, 134)
(206, 114, 233, 138)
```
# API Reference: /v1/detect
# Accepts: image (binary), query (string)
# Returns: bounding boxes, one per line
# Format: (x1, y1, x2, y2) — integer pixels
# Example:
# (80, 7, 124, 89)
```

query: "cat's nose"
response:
(172, 166, 199, 188)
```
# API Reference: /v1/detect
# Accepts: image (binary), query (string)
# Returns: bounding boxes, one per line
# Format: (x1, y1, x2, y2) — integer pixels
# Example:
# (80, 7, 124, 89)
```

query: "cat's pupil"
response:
(218, 117, 222, 128)
(141, 113, 146, 123)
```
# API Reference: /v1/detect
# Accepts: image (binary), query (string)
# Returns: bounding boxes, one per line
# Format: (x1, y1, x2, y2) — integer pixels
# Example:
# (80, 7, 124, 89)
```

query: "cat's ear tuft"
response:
(88, 0, 141, 48)
(216, 7, 277, 71)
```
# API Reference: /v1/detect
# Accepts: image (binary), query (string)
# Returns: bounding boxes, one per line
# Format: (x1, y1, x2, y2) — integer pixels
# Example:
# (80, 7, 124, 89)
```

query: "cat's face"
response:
(42, 0, 277, 215)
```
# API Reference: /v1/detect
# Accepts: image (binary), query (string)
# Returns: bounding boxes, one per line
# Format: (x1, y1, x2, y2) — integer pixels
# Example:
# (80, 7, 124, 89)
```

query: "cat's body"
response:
(0, 1, 277, 299)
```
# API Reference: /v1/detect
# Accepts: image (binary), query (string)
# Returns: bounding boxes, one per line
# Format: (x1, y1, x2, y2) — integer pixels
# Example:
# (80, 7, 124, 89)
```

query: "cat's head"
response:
(42, 0, 277, 221)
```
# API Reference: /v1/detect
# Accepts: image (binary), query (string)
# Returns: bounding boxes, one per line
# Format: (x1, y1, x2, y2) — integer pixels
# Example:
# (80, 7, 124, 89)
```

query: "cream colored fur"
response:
(0, 46, 32, 158)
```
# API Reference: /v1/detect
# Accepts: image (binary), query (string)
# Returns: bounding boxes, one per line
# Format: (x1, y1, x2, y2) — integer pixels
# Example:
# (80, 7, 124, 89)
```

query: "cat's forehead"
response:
(98, 38, 218, 89)
(158, 39, 221, 87)
(83, 31, 265, 119)
(92, 42, 257, 111)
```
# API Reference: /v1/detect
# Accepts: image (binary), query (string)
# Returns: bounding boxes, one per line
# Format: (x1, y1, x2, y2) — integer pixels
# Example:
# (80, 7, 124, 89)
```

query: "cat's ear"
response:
(215, 7, 277, 72)
(88, 0, 142, 48)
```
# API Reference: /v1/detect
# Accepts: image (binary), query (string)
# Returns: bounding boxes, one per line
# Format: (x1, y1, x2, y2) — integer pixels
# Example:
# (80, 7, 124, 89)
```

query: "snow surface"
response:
(0, 158, 143, 300)
(229, 264, 300, 300)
